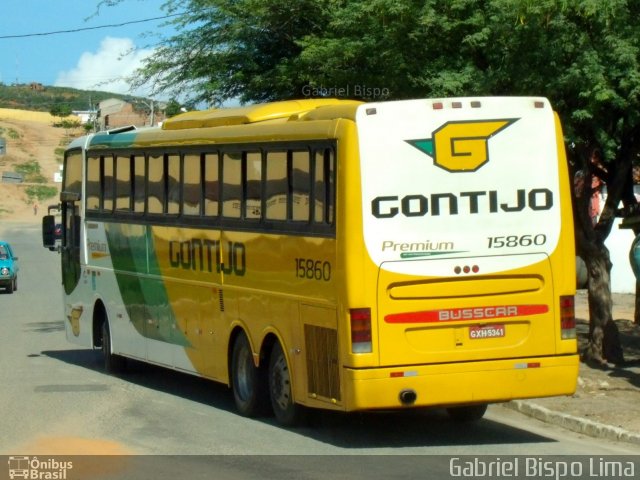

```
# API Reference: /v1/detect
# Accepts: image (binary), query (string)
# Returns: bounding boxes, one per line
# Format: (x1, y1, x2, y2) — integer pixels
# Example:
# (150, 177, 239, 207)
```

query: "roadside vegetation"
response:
(0, 126, 20, 140)
(13, 160, 58, 203)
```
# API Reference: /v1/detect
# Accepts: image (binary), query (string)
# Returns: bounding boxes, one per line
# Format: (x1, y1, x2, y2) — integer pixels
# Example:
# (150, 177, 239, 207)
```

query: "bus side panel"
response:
(219, 228, 339, 406)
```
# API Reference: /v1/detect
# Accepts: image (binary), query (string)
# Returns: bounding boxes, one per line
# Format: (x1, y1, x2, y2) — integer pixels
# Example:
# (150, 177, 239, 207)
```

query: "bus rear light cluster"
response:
(454, 265, 480, 274)
(560, 295, 576, 339)
(350, 308, 372, 353)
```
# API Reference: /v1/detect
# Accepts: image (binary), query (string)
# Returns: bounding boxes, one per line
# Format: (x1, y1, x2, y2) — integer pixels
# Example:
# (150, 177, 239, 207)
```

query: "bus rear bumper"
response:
(342, 354, 579, 411)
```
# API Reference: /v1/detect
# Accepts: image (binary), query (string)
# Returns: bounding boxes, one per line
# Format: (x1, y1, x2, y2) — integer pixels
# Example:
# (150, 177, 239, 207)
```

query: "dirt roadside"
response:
(508, 290, 640, 443)
(0, 110, 71, 221)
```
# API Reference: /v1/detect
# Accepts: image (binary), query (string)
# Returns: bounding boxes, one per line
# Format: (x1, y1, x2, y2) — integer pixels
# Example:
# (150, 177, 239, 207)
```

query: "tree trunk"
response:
(582, 244, 613, 364)
(570, 145, 631, 366)
(582, 246, 624, 365)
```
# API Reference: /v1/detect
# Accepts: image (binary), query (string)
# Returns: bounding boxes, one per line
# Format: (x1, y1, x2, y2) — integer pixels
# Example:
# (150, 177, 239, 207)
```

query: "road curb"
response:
(503, 400, 640, 446)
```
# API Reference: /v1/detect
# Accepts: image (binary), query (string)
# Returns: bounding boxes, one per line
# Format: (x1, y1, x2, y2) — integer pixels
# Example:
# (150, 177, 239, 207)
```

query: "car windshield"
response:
(0, 246, 6, 259)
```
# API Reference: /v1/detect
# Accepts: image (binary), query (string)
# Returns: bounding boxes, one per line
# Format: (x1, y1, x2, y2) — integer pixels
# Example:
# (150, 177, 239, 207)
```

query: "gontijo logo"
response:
(406, 119, 518, 172)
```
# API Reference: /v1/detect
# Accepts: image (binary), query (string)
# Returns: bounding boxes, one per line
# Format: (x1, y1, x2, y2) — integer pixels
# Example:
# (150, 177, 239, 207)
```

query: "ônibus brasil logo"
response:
(406, 119, 519, 172)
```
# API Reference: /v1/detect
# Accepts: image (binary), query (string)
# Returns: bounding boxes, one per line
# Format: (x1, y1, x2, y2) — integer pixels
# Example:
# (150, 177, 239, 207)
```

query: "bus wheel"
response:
(268, 342, 304, 426)
(101, 320, 126, 374)
(231, 334, 267, 417)
(446, 404, 488, 422)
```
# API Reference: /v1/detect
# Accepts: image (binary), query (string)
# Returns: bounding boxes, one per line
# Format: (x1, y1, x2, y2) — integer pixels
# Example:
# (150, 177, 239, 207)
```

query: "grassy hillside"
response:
(0, 83, 136, 112)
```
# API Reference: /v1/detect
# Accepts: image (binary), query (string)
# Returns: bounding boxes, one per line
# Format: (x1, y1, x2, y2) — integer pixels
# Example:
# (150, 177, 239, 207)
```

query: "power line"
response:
(0, 13, 182, 40)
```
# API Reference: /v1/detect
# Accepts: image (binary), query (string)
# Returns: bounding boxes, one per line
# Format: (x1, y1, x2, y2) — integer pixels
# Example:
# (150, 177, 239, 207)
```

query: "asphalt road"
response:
(0, 221, 638, 479)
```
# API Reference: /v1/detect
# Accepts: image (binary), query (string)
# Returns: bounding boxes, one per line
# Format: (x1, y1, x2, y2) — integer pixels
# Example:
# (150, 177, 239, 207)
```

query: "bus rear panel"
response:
(342, 98, 577, 411)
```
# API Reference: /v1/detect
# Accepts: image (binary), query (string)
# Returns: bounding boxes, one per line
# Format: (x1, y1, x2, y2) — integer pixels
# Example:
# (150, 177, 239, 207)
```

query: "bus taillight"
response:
(560, 296, 576, 339)
(350, 308, 372, 353)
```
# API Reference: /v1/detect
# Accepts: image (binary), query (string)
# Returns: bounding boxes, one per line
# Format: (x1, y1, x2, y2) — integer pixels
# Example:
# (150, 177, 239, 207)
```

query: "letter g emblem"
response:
(407, 119, 518, 172)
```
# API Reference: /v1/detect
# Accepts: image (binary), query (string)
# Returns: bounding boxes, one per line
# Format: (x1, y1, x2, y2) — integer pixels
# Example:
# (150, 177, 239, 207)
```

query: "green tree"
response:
(129, 0, 333, 106)
(164, 98, 184, 118)
(114, 0, 640, 364)
(49, 103, 73, 119)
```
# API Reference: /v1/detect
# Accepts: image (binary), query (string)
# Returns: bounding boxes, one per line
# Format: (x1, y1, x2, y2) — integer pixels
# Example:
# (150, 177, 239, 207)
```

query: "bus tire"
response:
(231, 333, 268, 417)
(268, 342, 305, 427)
(101, 320, 126, 374)
(446, 404, 488, 422)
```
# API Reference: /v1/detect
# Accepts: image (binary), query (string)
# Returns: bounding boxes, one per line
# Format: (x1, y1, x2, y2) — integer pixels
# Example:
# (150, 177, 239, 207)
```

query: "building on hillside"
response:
(97, 98, 166, 130)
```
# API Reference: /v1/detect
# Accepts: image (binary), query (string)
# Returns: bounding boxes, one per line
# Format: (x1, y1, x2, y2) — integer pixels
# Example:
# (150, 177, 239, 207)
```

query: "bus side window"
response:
(167, 154, 181, 215)
(103, 155, 115, 212)
(292, 150, 311, 222)
(133, 155, 146, 214)
(183, 153, 202, 216)
(326, 148, 335, 224)
(148, 153, 165, 214)
(86, 156, 101, 211)
(245, 151, 262, 220)
(313, 148, 335, 224)
(204, 152, 220, 217)
(266, 151, 287, 221)
(115, 154, 132, 211)
(222, 152, 242, 219)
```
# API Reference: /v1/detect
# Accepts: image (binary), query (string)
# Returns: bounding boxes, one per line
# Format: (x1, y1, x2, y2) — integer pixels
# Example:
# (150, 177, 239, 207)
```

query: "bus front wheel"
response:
(101, 320, 126, 373)
(231, 333, 268, 417)
(268, 342, 304, 426)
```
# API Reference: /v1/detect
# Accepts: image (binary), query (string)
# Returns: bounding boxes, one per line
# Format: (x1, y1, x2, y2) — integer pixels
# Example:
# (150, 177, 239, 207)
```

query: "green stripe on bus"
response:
(105, 223, 191, 347)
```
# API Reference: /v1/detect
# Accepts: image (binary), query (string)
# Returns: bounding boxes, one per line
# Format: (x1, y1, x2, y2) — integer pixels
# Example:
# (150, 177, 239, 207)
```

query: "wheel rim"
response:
(270, 351, 291, 411)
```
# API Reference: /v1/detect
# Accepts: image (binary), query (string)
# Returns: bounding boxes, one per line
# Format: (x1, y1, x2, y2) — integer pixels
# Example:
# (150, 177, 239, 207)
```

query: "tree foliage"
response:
(120, 0, 640, 362)
(49, 103, 73, 118)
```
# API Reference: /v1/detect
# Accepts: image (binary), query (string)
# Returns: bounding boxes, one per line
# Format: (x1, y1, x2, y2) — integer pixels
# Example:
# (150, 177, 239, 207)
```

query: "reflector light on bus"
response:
(560, 295, 576, 339)
(514, 362, 541, 369)
(432, 102, 444, 110)
(390, 370, 418, 378)
(350, 308, 372, 353)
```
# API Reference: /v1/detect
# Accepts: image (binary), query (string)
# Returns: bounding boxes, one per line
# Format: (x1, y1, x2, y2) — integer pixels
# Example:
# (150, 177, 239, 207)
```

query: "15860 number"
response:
(295, 258, 332, 281)
(487, 234, 547, 249)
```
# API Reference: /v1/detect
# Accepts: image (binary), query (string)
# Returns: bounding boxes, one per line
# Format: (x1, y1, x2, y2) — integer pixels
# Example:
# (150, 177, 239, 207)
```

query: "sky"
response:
(0, 0, 175, 98)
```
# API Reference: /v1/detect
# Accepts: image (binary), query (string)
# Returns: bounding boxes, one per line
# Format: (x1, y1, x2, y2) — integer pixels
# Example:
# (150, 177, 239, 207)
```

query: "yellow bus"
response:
(43, 97, 578, 425)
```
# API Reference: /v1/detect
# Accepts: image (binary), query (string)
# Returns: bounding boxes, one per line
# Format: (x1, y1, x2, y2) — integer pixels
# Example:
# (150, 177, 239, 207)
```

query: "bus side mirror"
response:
(42, 215, 57, 251)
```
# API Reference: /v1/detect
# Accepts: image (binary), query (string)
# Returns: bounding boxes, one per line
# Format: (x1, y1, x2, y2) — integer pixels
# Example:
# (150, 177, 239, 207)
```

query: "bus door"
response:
(60, 149, 83, 297)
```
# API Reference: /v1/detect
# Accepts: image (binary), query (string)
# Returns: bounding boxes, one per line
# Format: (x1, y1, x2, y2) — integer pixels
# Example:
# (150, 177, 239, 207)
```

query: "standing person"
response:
(33, 202, 38, 216)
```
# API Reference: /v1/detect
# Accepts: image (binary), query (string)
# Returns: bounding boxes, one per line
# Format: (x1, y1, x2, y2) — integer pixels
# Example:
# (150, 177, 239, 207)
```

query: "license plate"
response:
(469, 324, 505, 339)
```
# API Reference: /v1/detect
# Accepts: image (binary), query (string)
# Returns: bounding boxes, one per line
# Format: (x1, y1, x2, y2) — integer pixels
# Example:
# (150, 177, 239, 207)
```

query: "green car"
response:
(0, 241, 19, 293)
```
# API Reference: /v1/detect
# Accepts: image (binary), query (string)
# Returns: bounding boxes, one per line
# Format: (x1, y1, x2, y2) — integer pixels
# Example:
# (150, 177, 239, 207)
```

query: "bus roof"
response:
(162, 99, 362, 130)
